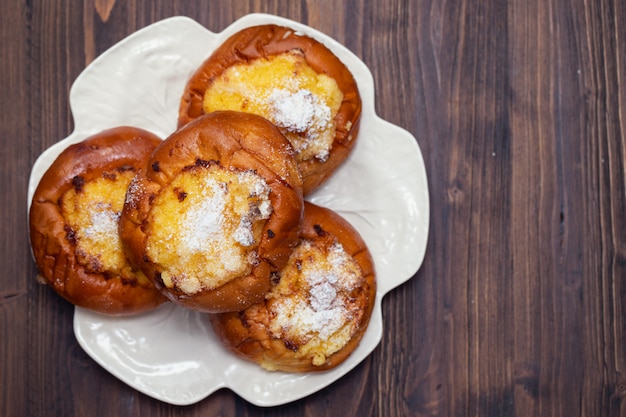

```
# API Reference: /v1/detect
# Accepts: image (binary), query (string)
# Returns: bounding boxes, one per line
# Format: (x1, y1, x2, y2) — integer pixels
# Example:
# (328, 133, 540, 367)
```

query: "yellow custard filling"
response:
(61, 170, 137, 278)
(145, 165, 272, 294)
(267, 240, 364, 366)
(202, 51, 343, 162)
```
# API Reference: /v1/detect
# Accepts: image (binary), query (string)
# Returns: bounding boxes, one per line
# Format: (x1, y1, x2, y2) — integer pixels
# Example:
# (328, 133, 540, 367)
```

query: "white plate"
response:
(27, 14, 429, 407)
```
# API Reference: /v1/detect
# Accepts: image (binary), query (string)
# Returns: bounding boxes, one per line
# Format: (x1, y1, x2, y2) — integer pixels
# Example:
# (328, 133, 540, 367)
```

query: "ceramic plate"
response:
(27, 14, 429, 406)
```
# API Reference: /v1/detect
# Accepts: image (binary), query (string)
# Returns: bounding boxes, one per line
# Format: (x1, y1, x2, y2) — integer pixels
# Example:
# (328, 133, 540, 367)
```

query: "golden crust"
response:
(178, 24, 362, 195)
(210, 202, 376, 372)
(119, 111, 304, 313)
(29, 127, 167, 315)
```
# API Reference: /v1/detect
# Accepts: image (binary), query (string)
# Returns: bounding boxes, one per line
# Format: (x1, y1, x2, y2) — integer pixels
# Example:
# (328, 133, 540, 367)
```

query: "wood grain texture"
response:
(1, 0, 625, 416)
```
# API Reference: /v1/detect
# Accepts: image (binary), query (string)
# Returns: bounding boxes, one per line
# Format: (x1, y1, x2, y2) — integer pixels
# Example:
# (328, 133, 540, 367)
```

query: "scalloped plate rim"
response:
(27, 14, 430, 407)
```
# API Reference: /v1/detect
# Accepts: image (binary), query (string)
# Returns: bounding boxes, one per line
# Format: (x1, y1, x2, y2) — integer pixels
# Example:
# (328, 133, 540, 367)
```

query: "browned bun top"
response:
(178, 24, 362, 195)
(119, 111, 304, 313)
(29, 126, 167, 315)
(210, 202, 376, 372)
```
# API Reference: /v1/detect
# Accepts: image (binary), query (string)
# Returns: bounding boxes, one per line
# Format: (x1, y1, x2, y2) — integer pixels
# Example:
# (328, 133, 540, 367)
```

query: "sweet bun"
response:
(29, 127, 167, 315)
(119, 111, 304, 313)
(178, 24, 362, 195)
(209, 202, 376, 372)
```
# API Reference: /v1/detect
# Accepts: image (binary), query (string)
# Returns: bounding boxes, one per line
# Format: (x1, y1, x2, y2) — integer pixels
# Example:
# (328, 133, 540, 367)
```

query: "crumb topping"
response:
(145, 165, 272, 294)
(202, 51, 343, 162)
(267, 240, 365, 365)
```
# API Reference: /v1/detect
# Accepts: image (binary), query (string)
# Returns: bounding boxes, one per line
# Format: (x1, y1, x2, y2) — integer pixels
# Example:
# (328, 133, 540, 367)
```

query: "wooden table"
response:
(2, 1, 625, 416)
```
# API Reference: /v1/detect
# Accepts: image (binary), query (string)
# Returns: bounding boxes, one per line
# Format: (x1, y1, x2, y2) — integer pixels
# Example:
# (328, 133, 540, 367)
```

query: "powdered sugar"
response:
(203, 52, 341, 162)
(326, 243, 361, 288)
(233, 171, 272, 246)
(124, 175, 143, 206)
(308, 279, 338, 313)
(181, 177, 226, 251)
(82, 205, 120, 241)
(233, 216, 254, 246)
(147, 167, 274, 295)
(272, 297, 346, 341)
(248, 174, 271, 199)
(266, 87, 332, 160)
(269, 241, 362, 342)
(268, 88, 331, 134)
(180, 171, 271, 251)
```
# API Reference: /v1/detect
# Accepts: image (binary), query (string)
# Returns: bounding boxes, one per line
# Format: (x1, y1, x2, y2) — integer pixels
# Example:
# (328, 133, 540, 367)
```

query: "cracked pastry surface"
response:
(178, 24, 362, 195)
(29, 127, 167, 315)
(119, 111, 304, 313)
(210, 202, 376, 372)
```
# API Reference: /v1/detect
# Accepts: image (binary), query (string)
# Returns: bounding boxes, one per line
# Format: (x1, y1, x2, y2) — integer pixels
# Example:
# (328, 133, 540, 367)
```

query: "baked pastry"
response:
(119, 111, 304, 313)
(29, 127, 167, 315)
(210, 202, 376, 372)
(178, 24, 362, 195)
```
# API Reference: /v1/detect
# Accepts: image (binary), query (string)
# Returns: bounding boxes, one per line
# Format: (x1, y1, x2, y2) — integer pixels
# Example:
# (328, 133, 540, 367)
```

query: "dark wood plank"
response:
(0, 0, 35, 416)
(2, 0, 625, 415)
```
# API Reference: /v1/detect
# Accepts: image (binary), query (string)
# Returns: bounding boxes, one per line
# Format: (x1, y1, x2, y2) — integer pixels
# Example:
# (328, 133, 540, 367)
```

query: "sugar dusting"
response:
(204, 52, 340, 162)
(124, 175, 143, 206)
(233, 173, 272, 246)
(82, 204, 120, 242)
(180, 171, 272, 252)
(181, 177, 227, 252)
(265, 85, 332, 161)
(268, 88, 331, 135)
(149, 168, 273, 295)
(269, 241, 362, 342)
